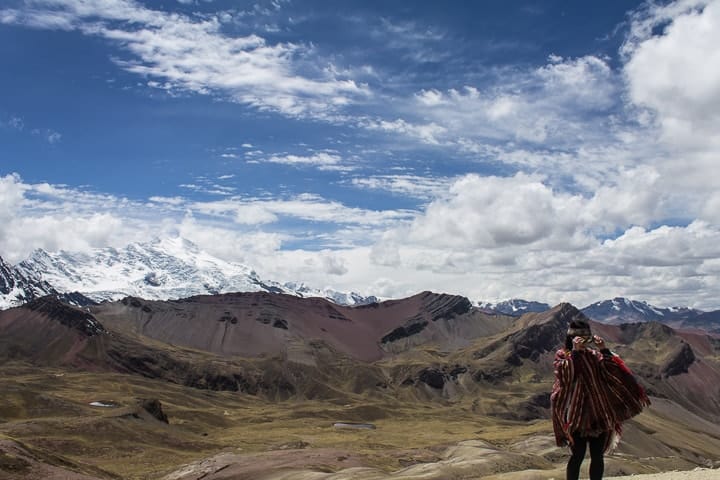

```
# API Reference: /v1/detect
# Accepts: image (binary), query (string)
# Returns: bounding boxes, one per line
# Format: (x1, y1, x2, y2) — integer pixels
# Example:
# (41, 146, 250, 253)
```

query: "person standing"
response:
(551, 319, 650, 480)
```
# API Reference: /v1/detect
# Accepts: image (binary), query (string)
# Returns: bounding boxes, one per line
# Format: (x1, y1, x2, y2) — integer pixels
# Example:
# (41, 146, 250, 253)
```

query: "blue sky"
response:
(2, 0, 720, 309)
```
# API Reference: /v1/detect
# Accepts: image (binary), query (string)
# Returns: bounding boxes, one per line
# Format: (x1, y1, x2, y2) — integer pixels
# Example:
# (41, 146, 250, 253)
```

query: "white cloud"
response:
(263, 152, 352, 171)
(355, 171, 720, 308)
(233, 204, 279, 225)
(176, 215, 283, 263)
(377, 174, 583, 252)
(350, 174, 455, 200)
(0, 0, 368, 117)
(623, 0, 720, 194)
(149, 196, 186, 206)
(320, 252, 348, 275)
(8, 116, 24, 130)
(0, 174, 141, 262)
(190, 193, 415, 227)
(401, 55, 619, 149)
(583, 166, 666, 233)
(1, 115, 61, 143)
(360, 117, 447, 145)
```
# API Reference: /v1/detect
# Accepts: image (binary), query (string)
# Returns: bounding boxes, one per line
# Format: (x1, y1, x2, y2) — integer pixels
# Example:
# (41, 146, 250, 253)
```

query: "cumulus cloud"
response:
(0, 0, 367, 117)
(0, 173, 416, 255)
(0, 174, 139, 262)
(175, 215, 284, 263)
(320, 252, 348, 275)
(623, 0, 720, 193)
(374, 170, 684, 255)
(401, 54, 620, 150)
(374, 174, 583, 253)
(358, 171, 720, 308)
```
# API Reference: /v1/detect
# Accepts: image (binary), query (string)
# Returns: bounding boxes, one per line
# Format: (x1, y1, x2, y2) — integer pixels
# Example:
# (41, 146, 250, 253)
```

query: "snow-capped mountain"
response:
(0, 254, 57, 309)
(15, 238, 377, 306)
(283, 282, 379, 306)
(476, 299, 551, 316)
(580, 297, 702, 325)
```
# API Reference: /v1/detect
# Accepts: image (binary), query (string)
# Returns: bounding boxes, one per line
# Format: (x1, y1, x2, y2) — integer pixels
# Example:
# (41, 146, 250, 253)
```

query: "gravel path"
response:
(605, 468, 719, 479)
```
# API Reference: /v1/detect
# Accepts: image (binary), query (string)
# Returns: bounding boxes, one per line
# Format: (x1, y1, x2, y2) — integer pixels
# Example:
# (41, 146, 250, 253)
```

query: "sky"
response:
(1, 0, 720, 309)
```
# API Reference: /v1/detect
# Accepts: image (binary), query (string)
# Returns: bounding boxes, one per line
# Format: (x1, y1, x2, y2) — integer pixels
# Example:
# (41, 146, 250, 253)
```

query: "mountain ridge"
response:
(4, 240, 720, 336)
(0, 253, 57, 309)
(12, 237, 378, 307)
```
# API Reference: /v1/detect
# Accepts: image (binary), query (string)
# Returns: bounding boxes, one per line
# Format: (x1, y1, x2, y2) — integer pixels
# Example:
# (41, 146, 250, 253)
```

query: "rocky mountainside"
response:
(476, 299, 551, 316)
(3, 293, 719, 422)
(90, 290, 510, 362)
(582, 297, 719, 333)
(582, 297, 698, 324)
(0, 291, 513, 397)
(0, 254, 57, 309)
(14, 237, 377, 306)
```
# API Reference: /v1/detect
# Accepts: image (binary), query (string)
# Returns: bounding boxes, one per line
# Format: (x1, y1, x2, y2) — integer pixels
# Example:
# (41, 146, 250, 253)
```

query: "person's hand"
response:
(593, 335, 606, 350)
(572, 336, 586, 351)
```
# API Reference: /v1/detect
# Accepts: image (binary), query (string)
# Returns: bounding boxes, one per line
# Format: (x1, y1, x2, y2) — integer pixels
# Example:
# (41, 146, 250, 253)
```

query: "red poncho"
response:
(551, 348, 650, 452)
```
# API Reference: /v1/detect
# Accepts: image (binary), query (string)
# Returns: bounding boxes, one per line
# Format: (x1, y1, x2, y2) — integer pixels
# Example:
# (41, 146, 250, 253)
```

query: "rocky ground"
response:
(605, 469, 720, 480)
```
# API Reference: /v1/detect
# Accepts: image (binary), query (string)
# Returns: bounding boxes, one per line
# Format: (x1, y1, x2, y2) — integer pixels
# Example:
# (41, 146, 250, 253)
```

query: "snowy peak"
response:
(17, 239, 287, 303)
(477, 299, 551, 316)
(283, 282, 379, 306)
(15, 238, 377, 306)
(581, 297, 702, 325)
(0, 254, 57, 309)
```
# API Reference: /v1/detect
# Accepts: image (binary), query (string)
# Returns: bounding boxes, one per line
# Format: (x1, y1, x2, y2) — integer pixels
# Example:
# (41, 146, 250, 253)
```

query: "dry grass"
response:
(0, 363, 557, 479)
(2, 360, 719, 480)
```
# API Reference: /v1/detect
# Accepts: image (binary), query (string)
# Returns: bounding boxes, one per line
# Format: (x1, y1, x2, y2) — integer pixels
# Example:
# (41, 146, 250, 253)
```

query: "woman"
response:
(551, 319, 649, 480)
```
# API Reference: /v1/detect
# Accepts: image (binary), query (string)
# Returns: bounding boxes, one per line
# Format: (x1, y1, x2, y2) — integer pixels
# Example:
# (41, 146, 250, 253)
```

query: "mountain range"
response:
(477, 299, 552, 316)
(2, 237, 719, 333)
(1, 237, 377, 309)
(582, 297, 720, 333)
(1, 292, 719, 479)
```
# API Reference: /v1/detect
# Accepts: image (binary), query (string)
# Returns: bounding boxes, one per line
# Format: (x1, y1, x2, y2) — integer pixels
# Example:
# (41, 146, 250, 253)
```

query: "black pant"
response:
(567, 431, 607, 480)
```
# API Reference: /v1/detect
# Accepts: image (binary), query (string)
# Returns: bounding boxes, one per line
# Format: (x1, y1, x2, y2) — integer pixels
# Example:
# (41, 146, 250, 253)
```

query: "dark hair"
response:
(564, 319, 592, 351)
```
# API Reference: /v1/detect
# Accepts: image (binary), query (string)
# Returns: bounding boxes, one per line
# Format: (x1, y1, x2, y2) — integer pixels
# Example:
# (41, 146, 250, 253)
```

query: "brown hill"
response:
(89, 291, 512, 362)
(0, 296, 108, 369)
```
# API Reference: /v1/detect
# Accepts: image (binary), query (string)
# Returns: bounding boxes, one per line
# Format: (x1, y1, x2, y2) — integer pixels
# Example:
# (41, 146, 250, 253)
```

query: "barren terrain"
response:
(1, 295, 719, 479)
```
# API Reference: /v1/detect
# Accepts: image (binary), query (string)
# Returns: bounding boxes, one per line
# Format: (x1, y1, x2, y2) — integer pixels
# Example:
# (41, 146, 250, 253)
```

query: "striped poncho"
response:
(551, 347, 650, 452)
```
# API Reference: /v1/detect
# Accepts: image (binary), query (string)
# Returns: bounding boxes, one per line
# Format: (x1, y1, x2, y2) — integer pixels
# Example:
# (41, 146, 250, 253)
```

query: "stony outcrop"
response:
(661, 342, 696, 377)
(139, 398, 169, 423)
(381, 321, 428, 344)
(25, 296, 106, 336)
